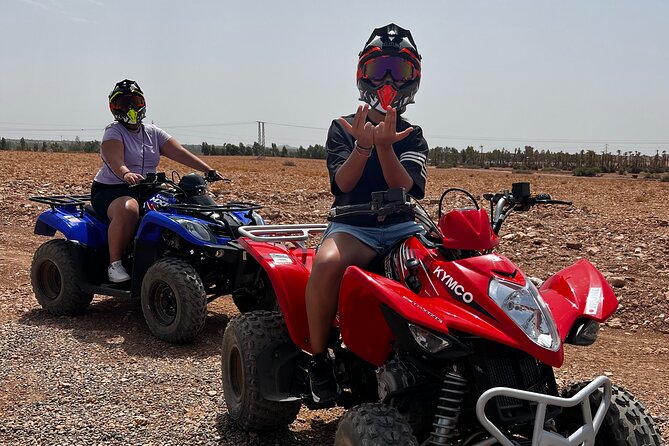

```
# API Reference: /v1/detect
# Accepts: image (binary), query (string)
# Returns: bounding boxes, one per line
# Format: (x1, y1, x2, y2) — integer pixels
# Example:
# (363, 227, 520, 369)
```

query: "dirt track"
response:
(0, 152, 667, 444)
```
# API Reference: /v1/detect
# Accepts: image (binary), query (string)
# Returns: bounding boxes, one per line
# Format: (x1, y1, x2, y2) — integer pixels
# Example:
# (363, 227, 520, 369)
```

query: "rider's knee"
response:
(110, 203, 139, 224)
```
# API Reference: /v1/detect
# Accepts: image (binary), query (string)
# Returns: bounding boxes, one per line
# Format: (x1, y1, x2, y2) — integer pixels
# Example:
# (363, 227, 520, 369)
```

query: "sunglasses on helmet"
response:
(111, 94, 145, 109)
(362, 56, 418, 83)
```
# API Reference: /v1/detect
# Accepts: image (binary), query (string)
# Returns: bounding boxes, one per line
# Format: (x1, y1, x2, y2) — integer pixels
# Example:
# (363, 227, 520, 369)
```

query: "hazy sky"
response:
(1, 0, 668, 155)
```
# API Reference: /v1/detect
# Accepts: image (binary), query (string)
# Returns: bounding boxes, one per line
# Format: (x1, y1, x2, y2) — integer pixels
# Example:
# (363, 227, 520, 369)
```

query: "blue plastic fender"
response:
(34, 209, 107, 248)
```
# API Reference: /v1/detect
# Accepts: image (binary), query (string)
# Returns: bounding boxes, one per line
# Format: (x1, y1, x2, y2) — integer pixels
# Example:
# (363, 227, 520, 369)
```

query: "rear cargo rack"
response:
(29, 195, 91, 216)
(238, 224, 328, 242)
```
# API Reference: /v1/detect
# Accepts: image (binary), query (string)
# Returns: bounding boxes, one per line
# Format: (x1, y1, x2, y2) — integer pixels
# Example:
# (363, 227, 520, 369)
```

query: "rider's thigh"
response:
(317, 232, 377, 268)
(107, 196, 139, 222)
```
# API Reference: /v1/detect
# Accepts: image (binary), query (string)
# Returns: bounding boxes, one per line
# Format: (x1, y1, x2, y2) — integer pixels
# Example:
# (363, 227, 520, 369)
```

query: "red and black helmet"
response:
(357, 23, 421, 114)
(108, 79, 146, 125)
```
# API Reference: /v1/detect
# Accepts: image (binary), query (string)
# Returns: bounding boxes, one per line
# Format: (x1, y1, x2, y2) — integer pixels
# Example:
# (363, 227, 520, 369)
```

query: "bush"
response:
(661, 175, 669, 182)
(283, 160, 296, 167)
(573, 167, 601, 177)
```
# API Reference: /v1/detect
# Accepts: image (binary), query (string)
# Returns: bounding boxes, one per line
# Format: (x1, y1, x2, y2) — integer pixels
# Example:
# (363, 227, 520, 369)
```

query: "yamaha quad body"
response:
(30, 171, 274, 343)
(220, 183, 663, 445)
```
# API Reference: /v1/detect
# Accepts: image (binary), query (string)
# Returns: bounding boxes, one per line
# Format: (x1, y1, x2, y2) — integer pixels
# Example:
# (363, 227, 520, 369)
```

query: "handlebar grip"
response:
(547, 199, 572, 205)
(329, 203, 372, 217)
(534, 198, 572, 205)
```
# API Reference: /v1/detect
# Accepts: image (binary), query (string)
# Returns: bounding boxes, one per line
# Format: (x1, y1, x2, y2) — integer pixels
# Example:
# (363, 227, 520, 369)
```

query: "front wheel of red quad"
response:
(140, 257, 207, 343)
(30, 239, 93, 315)
(555, 382, 664, 446)
(334, 403, 418, 446)
(221, 310, 301, 431)
(231, 269, 279, 313)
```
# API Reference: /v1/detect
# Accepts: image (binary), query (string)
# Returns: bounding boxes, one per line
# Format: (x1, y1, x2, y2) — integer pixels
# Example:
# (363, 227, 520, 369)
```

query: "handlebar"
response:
(328, 188, 415, 222)
(484, 182, 572, 234)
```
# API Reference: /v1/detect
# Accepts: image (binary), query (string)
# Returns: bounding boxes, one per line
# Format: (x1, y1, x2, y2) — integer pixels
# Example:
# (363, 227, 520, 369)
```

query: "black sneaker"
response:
(308, 353, 340, 403)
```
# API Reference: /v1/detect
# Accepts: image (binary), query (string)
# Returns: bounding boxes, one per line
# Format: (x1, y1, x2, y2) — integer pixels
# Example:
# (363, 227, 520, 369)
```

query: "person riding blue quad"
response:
(91, 79, 222, 283)
(305, 24, 429, 403)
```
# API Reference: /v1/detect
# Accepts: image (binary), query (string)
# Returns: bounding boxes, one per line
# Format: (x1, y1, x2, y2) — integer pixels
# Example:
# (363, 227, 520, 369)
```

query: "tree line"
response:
(2, 136, 667, 175)
(430, 145, 669, 175)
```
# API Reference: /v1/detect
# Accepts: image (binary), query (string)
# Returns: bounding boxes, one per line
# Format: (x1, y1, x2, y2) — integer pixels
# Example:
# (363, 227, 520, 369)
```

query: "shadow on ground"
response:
(18, 295, 237, 359)
(215, 413, 340, 446)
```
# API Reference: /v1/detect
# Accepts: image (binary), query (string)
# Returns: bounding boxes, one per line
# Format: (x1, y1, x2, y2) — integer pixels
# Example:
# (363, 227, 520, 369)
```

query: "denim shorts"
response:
(322, 220, 424, 254)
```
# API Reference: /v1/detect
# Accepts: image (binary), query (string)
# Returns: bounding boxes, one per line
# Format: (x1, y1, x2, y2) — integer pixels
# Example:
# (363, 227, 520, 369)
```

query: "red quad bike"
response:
(221, 182, 664, 446)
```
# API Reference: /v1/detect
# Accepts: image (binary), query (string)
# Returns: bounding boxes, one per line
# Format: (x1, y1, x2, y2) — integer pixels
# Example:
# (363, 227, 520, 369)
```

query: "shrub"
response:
(661, 175, 669, 182)
(573, 167, 601, 177)
(283, 160, 296, 167)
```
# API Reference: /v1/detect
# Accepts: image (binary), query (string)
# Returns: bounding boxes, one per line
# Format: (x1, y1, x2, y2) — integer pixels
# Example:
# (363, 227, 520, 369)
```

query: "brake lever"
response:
(205, 170, 230, 183)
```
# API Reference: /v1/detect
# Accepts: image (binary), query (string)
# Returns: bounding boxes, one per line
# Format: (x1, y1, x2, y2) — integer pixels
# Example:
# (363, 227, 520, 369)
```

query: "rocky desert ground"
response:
(0, 151, 667, 445)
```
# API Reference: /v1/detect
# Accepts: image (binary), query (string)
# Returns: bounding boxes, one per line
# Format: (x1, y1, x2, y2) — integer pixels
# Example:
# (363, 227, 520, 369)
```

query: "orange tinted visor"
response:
(362, 56, 418, 82)
(111, 94, 145, 109)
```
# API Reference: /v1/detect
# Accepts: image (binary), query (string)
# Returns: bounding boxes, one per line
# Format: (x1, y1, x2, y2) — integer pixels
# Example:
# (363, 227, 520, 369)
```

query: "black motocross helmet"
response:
(357, 23, 421, 114)
(179, 173, 216, 205)
(108, 79, 146, 125)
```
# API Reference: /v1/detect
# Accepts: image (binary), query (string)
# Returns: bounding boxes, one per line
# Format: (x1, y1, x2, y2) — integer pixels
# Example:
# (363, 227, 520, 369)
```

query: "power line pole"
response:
(257, 121, 265, 158)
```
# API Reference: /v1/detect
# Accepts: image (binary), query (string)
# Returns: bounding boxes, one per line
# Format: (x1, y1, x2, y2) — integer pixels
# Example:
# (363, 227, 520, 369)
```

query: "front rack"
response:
(475, 375, 612, 446)
(238, 224, 328, 242)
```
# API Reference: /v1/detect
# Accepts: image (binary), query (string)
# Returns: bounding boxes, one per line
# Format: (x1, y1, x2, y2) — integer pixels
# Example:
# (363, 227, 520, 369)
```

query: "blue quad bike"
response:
(29, 171, 275, 343)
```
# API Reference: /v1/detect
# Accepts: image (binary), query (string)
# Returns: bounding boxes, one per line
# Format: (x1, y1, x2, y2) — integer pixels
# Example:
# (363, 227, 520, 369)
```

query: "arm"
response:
(334, 105, 375, 193)
(374, 107, 414, 191)
(100, 139, 133, 181)
(334, 145, 372, 194)
(160, 137, 213, 172)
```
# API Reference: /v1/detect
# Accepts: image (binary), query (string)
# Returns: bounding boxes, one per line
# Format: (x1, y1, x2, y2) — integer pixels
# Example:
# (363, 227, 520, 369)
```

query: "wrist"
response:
(354, 142, 373, 158)
(122, 171, 131, 178)
(354, 141, 372, 151)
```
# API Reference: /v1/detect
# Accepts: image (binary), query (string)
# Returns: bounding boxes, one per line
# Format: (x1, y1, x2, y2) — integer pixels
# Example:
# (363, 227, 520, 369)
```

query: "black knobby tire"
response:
(140, 257, 207, 343)
(334, 403, 418, 446)
(231, 270, 279, 313)
(557, 382, 664, 446)
(221, 310, 301, 431)
(30, 239, 93, 315)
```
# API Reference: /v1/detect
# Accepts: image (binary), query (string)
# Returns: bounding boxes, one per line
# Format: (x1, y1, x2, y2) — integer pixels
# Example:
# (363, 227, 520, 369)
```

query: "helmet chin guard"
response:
(377, 84, 398, 111)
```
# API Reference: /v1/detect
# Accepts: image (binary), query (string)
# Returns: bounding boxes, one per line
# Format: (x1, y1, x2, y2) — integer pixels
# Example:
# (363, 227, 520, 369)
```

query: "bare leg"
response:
(106, 196, 140, 263)
(305, 232, 377, 354)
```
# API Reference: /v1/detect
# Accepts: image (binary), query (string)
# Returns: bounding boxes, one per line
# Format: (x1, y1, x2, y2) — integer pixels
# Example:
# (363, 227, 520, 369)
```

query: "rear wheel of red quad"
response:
(556, 382, 664, 445)
(30, 239, 93, 315)
(334, 403, 418, 446)
(140, 257, 207, 343)
(221, 311, 301, 431)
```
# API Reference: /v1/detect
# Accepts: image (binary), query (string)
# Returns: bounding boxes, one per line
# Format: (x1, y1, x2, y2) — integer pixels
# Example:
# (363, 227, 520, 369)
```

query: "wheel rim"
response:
(228, 345, 244, 404)
(38, 260, 62, 300)
(150, 281, 178, 325)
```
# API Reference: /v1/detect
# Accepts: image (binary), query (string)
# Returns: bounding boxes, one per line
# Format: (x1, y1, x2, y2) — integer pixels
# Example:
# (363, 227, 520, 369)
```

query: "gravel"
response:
(0, 301, 341, 446)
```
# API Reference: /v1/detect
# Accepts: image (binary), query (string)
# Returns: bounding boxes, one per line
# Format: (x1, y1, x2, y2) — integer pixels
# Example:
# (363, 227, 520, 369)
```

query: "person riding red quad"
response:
(305, 23, 429, 403)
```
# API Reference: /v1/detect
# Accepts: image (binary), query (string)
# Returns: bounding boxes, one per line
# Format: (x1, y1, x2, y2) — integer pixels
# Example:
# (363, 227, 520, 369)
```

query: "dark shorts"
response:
(90, 181, 140, 224)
